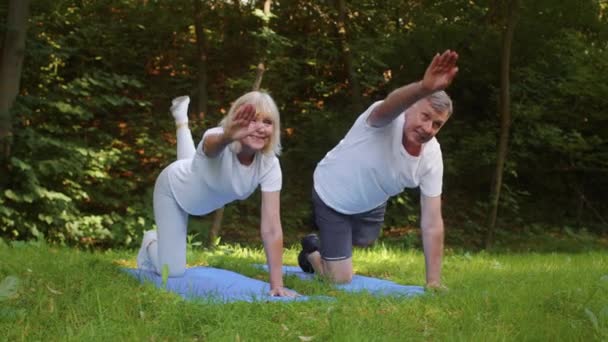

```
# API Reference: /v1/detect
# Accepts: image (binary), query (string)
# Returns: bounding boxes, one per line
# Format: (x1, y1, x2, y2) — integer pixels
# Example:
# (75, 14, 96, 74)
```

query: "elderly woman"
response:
(137, 91, 295, 297)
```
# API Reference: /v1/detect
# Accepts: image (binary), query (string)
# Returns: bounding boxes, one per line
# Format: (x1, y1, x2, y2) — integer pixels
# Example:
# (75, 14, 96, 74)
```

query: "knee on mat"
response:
(326, 267, 353, 284)
(331, 271, 353, 284)
(165, 265, 186, 278)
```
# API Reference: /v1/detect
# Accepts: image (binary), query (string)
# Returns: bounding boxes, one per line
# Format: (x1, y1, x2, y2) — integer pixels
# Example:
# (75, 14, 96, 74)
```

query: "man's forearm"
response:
(421, 223, 444, 286)
(370, 50, 458, 127)
(385, 81, 433, 114)
(370, 81, 433, 127)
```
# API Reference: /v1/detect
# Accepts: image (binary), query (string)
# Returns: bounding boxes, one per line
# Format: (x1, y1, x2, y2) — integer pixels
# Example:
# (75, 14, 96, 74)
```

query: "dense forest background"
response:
(1, 0, 607, 250)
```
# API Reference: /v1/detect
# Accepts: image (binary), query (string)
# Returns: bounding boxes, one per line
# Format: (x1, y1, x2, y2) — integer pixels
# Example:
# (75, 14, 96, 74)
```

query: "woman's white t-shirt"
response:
(167, 127, 282, 215)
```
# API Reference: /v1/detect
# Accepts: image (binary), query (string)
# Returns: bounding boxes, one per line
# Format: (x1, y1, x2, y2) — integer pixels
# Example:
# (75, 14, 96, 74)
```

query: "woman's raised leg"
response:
(171, 96, 196, 160)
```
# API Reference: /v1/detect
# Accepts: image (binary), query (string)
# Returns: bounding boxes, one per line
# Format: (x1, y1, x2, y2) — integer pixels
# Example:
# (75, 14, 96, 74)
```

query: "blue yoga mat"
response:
(263, 265, 425, 297)
(124, 267, 321, 303)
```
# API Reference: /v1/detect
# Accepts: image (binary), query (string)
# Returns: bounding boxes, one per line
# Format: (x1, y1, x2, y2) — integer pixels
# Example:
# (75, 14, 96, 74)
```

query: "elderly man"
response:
(299, 50, 459, 288)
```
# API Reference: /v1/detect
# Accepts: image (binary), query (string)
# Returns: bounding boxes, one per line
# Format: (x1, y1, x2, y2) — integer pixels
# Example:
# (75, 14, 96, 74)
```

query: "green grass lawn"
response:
(1, 238, 606, 341)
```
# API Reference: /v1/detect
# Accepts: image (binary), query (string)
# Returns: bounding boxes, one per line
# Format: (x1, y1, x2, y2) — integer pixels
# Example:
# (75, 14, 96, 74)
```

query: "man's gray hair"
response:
(427, 91, 453, 116)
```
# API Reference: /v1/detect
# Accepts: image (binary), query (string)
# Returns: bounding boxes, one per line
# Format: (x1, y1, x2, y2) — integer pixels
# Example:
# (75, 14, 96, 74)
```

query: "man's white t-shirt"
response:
(313, 101, 443, 215)
(167, 127, 282, 215)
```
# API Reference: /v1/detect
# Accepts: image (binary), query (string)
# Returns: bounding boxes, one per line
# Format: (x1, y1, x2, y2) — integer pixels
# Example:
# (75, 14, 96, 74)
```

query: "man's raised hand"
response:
(421, 50, 459, 93)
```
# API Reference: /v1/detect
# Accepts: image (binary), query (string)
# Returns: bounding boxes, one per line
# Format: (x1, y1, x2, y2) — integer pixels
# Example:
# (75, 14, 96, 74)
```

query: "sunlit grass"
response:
(1, 239, 606, 341)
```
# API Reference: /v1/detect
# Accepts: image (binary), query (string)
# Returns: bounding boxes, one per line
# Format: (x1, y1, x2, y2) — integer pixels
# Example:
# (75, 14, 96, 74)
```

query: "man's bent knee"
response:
(331, 272, 353, 284)
(321, 258, 353, 284)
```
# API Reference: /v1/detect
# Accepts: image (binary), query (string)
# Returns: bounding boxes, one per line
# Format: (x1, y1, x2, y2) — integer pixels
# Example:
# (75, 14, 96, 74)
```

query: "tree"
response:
(193, 0, 209, 124)
(334, 0, 362, 112)
(208, 0, 272, 247)
(486, 0, 520, 248)
(0, 0, 30, 189)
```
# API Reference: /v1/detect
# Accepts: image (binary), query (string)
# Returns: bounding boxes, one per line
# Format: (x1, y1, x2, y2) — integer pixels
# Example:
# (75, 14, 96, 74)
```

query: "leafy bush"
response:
(2, 71, 158, 247)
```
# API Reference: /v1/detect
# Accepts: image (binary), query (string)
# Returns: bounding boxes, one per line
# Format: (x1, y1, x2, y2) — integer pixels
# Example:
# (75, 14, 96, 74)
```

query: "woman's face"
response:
(240, 113, 274, 152)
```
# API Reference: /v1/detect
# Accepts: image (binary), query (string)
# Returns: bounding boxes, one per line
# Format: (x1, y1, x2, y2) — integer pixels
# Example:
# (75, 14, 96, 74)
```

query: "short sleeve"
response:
(359, 101, 385, 129)
(259, 156, 282, 192)
(419, 148, 443, 197)
(198, 126, 224, 157)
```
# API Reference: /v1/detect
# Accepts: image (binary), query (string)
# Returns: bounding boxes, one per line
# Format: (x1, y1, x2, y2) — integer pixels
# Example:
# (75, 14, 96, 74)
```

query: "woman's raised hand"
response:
(225, 104, 258, 142)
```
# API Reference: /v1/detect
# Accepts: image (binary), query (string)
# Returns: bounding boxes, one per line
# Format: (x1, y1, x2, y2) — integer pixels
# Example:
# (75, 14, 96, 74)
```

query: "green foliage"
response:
(161, 264, 169, 289)
(2, 69, 156, 246)
(385, 192, 419, 229)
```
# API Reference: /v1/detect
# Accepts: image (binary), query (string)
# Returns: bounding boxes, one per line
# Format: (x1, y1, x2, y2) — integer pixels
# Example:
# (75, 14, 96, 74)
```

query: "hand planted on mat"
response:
(269, 286, 299, 298)
(425, 282, 449, 293)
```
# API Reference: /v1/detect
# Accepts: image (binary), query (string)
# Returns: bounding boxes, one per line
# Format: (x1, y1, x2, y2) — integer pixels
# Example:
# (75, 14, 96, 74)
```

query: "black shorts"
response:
(312, 188, 387, 261)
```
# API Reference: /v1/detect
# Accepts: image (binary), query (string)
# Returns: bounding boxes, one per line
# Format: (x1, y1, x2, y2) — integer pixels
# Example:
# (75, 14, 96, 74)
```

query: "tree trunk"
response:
(193, 0, 209, 124)
(252, 62, 266, 92)
(0, 0, 30, 189)
(335, 0, 363, 113)
(192, 0, 218, 247)
(486, 0, 519, 249)
(208, 0, 270, 247)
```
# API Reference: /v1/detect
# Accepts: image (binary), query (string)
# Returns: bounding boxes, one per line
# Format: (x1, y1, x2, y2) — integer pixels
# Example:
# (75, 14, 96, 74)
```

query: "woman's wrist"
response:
(269, 276, 284, 289)
(221, 131, 234, 145)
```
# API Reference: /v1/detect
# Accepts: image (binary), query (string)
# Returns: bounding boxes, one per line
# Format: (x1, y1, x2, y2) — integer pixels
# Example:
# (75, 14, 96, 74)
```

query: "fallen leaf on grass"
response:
(298, 336, 315, 341)
(46, 284, 63, 295)
(0, 276, 19, 301)
(584, 308, 599, 331)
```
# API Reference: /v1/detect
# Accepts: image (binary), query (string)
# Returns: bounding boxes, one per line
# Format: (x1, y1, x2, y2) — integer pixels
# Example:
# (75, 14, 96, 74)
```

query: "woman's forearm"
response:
(262, 229, 284, 289)
(203, 132, 232, 158)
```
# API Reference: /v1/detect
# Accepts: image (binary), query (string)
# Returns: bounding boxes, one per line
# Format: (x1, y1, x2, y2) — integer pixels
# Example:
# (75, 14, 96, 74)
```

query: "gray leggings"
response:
(147, 125, 196, 277)
(312, 188, 386, 261)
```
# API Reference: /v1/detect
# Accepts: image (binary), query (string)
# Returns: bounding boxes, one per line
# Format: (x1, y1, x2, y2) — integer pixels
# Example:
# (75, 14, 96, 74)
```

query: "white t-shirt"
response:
(167, 127, 282, 215)
(313, 101, 443, 214)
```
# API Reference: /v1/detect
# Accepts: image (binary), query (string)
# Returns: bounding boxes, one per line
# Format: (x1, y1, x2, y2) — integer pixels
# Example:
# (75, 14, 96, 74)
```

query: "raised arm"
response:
(420, 194, 445, 288)
(260, 190, 297, 297)
(203, 104, 258, 157)
(367, 50, 459, 127)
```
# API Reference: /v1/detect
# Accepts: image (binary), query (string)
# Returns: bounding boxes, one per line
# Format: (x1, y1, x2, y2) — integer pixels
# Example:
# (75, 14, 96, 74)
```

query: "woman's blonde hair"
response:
(220, 91, 282, 156)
